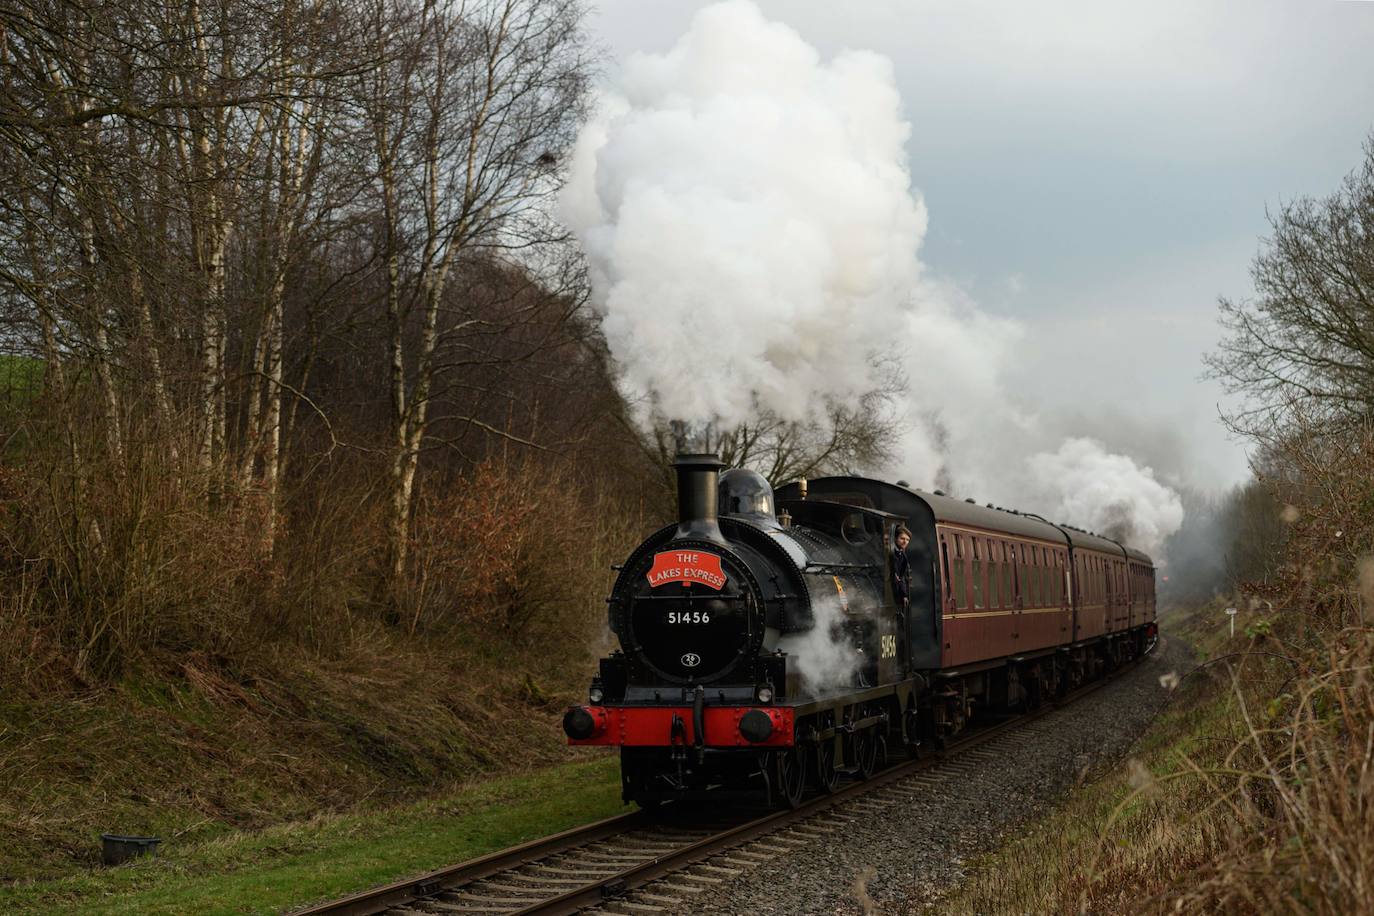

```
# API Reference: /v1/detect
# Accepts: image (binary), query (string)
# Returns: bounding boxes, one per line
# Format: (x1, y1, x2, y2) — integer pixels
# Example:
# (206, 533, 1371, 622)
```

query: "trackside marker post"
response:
(1226, 607, 1237, 638)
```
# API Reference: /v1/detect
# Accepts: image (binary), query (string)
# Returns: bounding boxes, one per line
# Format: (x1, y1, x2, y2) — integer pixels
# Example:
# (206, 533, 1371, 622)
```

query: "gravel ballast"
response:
(596, 636, 1191, 916)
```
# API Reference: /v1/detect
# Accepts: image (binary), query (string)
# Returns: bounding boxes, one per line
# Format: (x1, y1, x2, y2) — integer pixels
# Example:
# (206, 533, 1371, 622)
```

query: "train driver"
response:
(892, 525, 912, 609)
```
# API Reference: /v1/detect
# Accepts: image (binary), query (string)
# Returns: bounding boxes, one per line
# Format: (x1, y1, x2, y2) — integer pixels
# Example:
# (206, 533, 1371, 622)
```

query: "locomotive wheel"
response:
(774, 747, 807, 809)
(854, 731, 880, 780)
(814, 739, 838, 794)
(904, 708, 925, 759)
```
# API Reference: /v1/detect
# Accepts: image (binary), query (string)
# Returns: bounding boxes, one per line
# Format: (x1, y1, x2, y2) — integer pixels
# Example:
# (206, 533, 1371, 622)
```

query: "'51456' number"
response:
(667, 611, 711, 624)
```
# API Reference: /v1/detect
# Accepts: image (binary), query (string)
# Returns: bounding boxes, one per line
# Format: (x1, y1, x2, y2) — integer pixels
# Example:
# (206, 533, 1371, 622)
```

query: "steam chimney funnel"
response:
(673, 453, 726, 544)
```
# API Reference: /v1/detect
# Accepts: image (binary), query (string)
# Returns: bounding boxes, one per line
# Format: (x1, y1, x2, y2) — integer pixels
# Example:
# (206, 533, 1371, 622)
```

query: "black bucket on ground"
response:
(100, 834, 161, 866)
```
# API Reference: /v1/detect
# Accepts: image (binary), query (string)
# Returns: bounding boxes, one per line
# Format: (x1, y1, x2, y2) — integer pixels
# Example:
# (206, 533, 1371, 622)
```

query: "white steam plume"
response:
(564, 0, 1185, 558)
(562, 0, 924, 425)
(775, 594, 860, 696)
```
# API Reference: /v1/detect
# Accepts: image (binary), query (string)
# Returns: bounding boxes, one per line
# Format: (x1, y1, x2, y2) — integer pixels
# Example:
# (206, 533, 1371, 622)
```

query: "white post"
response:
(1226, 607, 1237, 638)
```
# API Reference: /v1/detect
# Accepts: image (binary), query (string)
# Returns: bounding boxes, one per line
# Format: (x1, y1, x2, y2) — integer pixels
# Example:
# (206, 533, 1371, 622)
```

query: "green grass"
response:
(0, 753, 623, 915)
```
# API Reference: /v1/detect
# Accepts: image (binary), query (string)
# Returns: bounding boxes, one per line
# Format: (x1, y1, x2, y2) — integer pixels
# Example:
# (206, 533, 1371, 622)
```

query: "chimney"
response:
(673, 453, 726, 543)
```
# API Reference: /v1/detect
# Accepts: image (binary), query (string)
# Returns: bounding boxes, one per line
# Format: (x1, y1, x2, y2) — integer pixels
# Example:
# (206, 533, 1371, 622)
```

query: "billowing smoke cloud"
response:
(775, 594, 861, 695)
(563, 0, 1184, 557)
(1026, 438, 1185, 551)
(562, 0, 924, 425)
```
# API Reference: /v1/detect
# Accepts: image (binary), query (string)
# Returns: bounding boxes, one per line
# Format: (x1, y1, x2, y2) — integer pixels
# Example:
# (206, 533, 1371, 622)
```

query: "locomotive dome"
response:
(718, 468, 776, 520)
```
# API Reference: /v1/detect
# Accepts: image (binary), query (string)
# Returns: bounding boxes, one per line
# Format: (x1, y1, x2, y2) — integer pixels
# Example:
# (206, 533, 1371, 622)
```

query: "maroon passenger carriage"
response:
(564, 456, 1158, 808)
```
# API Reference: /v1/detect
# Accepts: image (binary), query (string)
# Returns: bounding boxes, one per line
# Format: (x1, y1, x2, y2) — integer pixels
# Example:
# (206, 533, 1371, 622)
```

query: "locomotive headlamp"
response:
(588, 686, 604, 704)
(755, 685, 774, 704)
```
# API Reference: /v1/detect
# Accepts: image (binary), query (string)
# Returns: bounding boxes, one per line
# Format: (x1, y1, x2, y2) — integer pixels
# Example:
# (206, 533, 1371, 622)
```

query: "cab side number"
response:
(880, 634, 897, 658)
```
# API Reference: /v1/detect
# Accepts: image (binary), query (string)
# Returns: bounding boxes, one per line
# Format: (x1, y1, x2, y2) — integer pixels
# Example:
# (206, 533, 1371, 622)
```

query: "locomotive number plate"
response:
(667, 611, 712, 624)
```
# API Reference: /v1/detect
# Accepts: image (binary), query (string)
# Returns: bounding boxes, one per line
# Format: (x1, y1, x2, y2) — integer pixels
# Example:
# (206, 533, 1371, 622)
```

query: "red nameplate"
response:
(646, 550, 726, 590)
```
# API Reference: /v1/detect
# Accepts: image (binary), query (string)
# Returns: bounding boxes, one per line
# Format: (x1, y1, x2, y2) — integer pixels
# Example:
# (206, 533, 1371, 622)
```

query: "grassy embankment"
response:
(0, 608, 634, 914)
(0, 351, 646, 912)
(930, 601, 1304, 914)
(0, 752, 621, 915)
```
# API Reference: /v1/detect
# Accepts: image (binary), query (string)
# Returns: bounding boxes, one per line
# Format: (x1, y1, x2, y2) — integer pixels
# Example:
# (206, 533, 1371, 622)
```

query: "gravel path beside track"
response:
(661, 637, 1191, 916)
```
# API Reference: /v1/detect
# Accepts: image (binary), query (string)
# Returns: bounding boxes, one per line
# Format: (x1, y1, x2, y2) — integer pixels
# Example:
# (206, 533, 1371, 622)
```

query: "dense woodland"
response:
(0, 0, 659, 683)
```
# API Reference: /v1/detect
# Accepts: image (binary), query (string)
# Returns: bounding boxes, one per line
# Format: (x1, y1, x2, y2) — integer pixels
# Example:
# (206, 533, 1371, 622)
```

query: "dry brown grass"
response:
(1154, 423, 1374, 912)
(1151, 625, 1374, 914)
(0, 618, 602, 881)
(1095, 424, 1374, 914)
(0, 412, 653, 881)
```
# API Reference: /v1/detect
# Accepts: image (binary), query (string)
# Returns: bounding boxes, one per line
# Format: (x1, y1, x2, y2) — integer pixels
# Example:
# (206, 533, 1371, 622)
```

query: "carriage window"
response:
(1001, 543, 1012, 609)
(970, 538, 983, 609)
(952, 536, 967, 610)
(940, 540, 952, 607)
(1002, 544, 1011, 607)
(994, 546, 1002, 606)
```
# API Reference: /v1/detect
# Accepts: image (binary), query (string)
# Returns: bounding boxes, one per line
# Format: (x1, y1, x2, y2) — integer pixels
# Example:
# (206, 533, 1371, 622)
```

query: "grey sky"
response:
(584, 0, 1374, 493)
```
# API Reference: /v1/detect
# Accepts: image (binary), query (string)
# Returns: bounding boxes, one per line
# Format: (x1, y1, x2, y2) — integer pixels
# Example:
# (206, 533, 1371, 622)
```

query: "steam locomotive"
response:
(563, 454, 1157, 808)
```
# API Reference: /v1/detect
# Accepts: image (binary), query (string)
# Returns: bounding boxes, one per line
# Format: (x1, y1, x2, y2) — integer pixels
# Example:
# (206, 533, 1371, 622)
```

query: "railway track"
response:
(295, 657, 1145, 916)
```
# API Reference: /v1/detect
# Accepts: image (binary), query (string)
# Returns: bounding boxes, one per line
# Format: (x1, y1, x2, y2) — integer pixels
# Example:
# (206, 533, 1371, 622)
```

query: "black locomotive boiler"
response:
(564, 454, 1157, 808)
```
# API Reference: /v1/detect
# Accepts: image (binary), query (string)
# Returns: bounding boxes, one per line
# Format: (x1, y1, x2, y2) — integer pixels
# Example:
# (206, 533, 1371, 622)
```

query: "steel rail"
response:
(297, 645, 1152, 916)
(291, 810, 646, 916)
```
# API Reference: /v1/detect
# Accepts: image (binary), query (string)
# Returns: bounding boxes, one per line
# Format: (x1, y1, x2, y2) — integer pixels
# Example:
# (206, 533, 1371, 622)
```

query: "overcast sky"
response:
(583, 0, 1374, 494)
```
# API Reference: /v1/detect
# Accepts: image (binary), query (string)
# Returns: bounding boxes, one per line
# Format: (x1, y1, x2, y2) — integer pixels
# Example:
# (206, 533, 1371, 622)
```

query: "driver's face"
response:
(896, 533, 910, 550)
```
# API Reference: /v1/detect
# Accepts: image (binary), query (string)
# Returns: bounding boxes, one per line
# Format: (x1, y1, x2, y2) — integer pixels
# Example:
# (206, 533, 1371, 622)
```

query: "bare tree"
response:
(353, 0, 591, 589)
(1207, 133, 1374, 435)
(645, 387, 903, 493)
